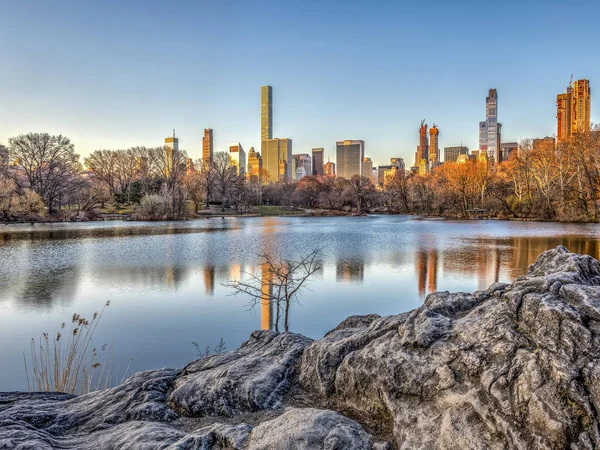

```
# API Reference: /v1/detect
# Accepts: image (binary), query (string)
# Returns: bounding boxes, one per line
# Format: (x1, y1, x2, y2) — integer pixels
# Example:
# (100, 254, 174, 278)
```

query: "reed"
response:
(23, 301, 128, 394)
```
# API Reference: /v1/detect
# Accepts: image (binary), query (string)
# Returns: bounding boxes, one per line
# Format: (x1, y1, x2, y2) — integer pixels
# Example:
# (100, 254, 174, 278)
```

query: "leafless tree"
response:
(9, 133, 82, 213)
(224, 249, 323, 332)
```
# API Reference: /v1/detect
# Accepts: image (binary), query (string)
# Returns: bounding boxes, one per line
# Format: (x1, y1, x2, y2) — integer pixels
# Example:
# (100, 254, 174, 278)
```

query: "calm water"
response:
(1, 216, 600, 391)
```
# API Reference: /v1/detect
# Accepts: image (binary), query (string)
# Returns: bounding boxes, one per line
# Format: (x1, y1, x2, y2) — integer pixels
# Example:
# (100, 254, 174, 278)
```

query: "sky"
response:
(0, 0, 599, 167)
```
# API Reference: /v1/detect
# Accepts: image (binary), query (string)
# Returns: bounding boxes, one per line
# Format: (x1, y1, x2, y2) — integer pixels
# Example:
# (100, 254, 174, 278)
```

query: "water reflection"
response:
(3, 218, 600, 391)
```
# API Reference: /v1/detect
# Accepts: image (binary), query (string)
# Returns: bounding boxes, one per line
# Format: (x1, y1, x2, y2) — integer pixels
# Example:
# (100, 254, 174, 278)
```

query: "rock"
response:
(3, 246, 600, 449)
(247, 408, 374, 450)
(170, 330, 313, 416)
(299, 246, 600, 448)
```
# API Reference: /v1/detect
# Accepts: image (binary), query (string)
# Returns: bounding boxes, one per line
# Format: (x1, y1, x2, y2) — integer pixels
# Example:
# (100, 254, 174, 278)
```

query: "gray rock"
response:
(299, 246, 600, 448)
(247, 408, 373, 450)
(170, 330, 313, 416)
(2, 246, 600, 449)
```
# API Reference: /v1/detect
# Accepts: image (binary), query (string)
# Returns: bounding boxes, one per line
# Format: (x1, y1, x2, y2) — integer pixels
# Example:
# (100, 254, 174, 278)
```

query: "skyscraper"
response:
(572, 79, 591, 135)
(429, 124, 439, 167)
(202, 128, 213, 163)
(165, 130, 179, 152)
(478, 121, 488, 154)
(444, 146, 469, 163)
(229, 142, 246, 176)
(414, 121, 429, 174)
(312, 148, 324, 175)
(164, 130, 179, 176)
(336, 140, 364, 179)
(279, 138, 292, 180)
(324, 161, 336, 176)
(361, 157, 373, 180)
(557, 84, 572, 142)
(262, 138, 281, 183)
(557, 78, 591, 142)
(390, 157, 405, 172)
(483, 89, 498, 162)
(247, 147, 263, 180)
(261, 85, 273, 141)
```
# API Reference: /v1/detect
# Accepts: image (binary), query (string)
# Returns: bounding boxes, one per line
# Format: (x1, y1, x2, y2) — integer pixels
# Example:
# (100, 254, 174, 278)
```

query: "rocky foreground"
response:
(3, 246, 600, 449)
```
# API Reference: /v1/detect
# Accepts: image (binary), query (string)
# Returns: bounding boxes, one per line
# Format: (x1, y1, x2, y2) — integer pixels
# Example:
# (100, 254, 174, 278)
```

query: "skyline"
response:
(1, 1, 599, 167)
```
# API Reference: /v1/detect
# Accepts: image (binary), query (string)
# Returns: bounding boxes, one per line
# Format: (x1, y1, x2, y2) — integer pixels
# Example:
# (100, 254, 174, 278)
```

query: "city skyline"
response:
(1, 1, 598, 167)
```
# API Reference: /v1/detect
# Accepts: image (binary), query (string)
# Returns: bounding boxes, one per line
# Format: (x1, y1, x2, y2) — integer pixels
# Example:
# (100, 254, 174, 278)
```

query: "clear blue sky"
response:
(1, 0, 598, 166)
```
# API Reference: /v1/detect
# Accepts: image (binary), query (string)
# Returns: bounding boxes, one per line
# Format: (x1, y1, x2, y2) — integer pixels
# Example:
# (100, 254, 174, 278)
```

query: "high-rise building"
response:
(377, 165, 392, 186)
(500, 142, 518, 161)
(261, 85, 273, 142)
(390, 157, 405, 172)
(361, 157, 373, 179)
(324, 161, 336, 176)
(262, 138, 281, 183)
(262, 138, 292, 182)
(481, 89, 499, 162)
(293, 153, 312, 179)
(202, 128, 213, 163)
(371, 167, 378, 185)
(414, 121, 429, 172)
(444, 146, 469, 163)
(336, 140, 364, 179)
(557, 78, 591, 142)
(573, 79, 591, 135)
(164, 130, 179, 176)
(229, 143, 246, 176)
(429, 125, 440, 166)
(279, 138, 292, 180)
(312, 148, 324, 175)
(259, 85, 293, 182)
(247, 147, 263, 180)
(165, 130, 179, 153)
(478, 121, 488, 154)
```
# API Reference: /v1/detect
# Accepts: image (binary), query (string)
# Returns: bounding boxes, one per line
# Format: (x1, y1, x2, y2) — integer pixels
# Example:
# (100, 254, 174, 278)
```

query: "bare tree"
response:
(213, 151, 239, 211)
(9, 133, 82, 213)
(224, 249, 323, 332)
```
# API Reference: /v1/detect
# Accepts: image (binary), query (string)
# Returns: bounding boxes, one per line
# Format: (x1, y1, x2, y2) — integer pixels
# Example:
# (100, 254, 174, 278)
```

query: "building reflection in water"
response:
(415, 249, 439, 297)
(261, 264, 273, 331)
(336, 258, 364, 283)
(203, 266, 215, 295)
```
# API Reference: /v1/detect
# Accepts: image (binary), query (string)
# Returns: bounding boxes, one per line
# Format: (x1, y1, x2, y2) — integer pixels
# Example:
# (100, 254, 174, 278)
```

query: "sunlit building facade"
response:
(429, 125, 439, 166)
(414, 122, 429, 173)
(229, 142, 246, 176)
(444, 146, 469, 163)
(324, 161, 336, 176)
(247, 147, 263, 180)
(336, 140, 364, 179)
(202, 128, 213, 163)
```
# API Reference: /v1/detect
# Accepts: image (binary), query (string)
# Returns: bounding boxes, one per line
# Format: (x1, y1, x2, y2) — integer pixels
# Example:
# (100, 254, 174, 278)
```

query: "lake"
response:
(1, 215, 600, 391)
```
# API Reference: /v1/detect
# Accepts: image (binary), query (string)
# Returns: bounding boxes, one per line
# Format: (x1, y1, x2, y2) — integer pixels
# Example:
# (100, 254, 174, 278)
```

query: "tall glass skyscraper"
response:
(336, 140, 364, 179)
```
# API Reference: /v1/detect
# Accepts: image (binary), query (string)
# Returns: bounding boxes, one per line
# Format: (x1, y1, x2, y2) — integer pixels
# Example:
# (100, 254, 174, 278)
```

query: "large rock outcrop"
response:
(2, 246, 600, 449)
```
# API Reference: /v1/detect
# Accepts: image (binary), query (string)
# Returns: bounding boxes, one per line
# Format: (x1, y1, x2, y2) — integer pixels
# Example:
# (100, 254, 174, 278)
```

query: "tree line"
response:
(1, 127, 599, 222)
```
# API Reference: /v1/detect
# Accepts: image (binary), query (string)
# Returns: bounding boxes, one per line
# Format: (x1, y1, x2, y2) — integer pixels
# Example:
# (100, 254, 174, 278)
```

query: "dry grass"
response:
(24, 301, 131, 395)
